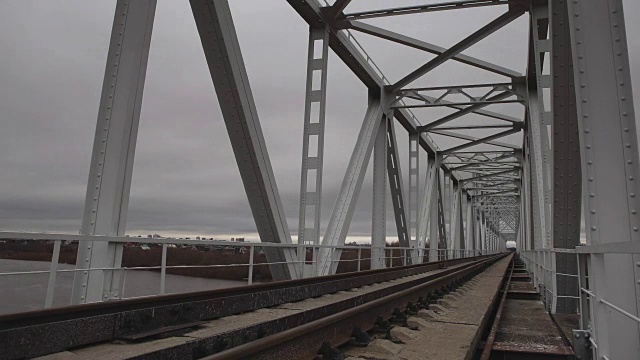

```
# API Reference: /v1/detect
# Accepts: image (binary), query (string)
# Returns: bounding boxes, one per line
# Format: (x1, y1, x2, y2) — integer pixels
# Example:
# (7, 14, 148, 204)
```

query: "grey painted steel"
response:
(298, 27, 330, 247)
(344, 0, 512, 20)
(390, 8, 525, 91)
(450, 183, 462, 256)
(345, 21, 520, 79)
(372, 115, 388, 270)
(436, 171, 448, 259)
(386, 118, 410, 249)
(190, 0, 298, 280)
(319, 97, 384, 276)
(441, 127, 521, 155)
(567, 0, 640, 358)
(328, 0, 352, 18)
(419, 91, 516, 132)
(418, 157, 437, 262)
(286, 0, 383, 90)
(432, 130, 520, 150)
(528, 3, 552, 250)
(408, 132, 420, 259)
(464, 193, 473, 252)
(550, 0, 580, 315)
(72, 0, 157, 305)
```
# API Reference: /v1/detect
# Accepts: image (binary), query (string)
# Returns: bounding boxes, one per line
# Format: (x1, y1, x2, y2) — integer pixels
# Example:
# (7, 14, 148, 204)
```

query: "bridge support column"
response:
(568, 0, 640, 358)
(72, 0, 157, 305)
(297, 26, 329, 252)
(408, 132, 420, 262)
(371, 115, 388, 270)
(418, 156, 437, 262)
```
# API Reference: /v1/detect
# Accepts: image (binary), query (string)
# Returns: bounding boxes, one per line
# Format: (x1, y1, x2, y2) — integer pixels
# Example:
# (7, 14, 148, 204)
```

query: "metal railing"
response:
(520, 243, 640, 360)
(0, 231, 495, 314)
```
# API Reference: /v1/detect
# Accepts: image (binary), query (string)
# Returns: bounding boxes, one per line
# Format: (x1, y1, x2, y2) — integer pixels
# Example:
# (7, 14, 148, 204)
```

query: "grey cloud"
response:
(1, 0, 639, 242)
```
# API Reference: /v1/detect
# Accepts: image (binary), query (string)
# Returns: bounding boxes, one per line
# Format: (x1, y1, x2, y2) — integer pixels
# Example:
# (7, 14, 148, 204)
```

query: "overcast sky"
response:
(1, 0, 639, 241)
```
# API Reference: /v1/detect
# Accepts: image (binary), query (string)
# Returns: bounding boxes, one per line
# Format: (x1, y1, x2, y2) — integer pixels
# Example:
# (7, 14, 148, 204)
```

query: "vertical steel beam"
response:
(418, 157, 436, 262)
(371, 115, 388, 270)
(568, 0, 640, 357)
(466, 195, 474, 253)
(550, 0, 581, 314)
(436, 172, 448, 260)
(298, 27, 329, 248)
(528, 3, 552, 250)
(190, 0, 298, 280)
(319, 96, 384, 275)
(450, 182, 462, 257)
(408, 132, 420, 260)
(72, 0, 157, 305)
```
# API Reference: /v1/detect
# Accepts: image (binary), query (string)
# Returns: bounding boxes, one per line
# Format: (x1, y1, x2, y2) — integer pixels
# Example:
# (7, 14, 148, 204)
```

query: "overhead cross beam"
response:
(441, 126, 521, 155)
(389, 8, 525, 91)
(343, 0, 513, 20)
(430, 130, 520, 150)
(418, 91, 517, 132)
(343, 21, 521, 79)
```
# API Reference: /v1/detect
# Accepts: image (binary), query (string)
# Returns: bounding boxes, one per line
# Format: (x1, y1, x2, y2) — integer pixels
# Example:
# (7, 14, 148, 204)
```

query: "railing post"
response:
(246, 245, 254, 285)
(44, 240, 61, 308)
(160, 243, 167, 295)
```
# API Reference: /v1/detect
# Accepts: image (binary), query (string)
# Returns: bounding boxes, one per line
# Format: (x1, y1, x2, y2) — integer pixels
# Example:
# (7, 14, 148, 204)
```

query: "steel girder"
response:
(73, 0, 157, 305)
(549, 0, 581, 315)
(372, 114, 388, 270)
(343, 0, 514, 21)
(390, 7, 525, 91)
(298, 27, 330, 249)
(567, 0, 640, 357)
(318, 97, 384, 276)
(190, 0, 299, 280)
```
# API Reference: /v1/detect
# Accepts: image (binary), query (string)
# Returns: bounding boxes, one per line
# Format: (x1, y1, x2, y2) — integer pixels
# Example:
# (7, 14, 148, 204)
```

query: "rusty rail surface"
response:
(480, 256, 514, 360)
(0, 254, 503, 359)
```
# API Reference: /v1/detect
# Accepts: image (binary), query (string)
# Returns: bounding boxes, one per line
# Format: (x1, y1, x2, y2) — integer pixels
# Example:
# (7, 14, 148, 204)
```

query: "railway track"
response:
(0, 253, 507, 359)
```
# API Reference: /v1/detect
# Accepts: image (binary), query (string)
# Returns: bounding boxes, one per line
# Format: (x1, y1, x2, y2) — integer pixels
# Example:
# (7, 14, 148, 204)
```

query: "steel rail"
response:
(0, 254, 497, 359)
(203, 253, 508, 360)
(479, 256, 514, 360)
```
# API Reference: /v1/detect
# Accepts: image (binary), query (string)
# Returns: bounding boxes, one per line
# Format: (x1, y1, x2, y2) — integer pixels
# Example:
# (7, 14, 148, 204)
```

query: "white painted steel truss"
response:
(2, 2, 639, 357)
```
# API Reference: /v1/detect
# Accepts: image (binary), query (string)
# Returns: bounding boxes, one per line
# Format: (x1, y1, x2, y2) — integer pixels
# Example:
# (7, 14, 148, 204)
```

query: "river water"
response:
(0, 259, 246, 315)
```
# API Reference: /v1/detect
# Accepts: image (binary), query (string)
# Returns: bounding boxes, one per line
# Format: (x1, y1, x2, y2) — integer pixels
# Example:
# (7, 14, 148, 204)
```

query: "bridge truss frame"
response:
(1, 1, 639, 358)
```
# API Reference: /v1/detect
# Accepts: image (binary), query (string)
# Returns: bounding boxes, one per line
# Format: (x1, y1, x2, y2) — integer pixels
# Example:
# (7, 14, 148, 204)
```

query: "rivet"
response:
(589, 177, 594, 181)
(591, 226, 597, 231)
(588, 161, 593, 165)
(631, 193, 636, 198)
(591, 210, 596, 214)
(628, 160, 633, 164)
(585, 129, 590, 133)
(590, 193, 595, 198)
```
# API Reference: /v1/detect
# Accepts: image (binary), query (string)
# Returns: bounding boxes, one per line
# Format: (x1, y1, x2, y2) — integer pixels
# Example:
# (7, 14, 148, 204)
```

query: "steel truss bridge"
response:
(1, 0, 639, 359)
